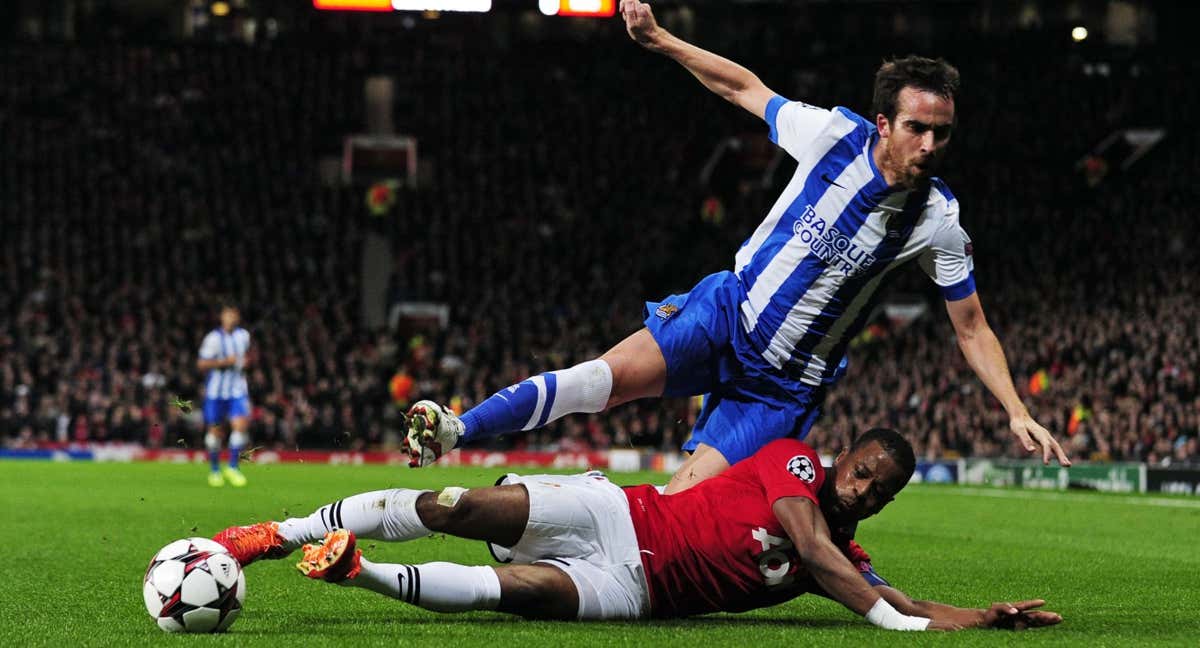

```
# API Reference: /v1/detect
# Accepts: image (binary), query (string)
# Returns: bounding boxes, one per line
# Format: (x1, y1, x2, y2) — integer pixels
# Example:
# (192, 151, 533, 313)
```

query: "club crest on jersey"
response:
(654, 304, 679, 320)
(786, 455, 816, 483)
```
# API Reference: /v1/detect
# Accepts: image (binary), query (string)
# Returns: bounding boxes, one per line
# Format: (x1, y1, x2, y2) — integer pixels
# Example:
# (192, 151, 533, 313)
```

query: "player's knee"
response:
(414, 486, 472, 529)
(596, 356, 640, 408)
(601, 343, 666, 406)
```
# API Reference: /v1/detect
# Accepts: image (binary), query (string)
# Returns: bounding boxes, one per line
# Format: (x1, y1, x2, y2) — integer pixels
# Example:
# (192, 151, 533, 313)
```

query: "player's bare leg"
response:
(204, 425, 227, 487)
(598, 327, 668, 407)
(407, 327, 668, 466)
(492, 564, 579, 619)
(413, 484, 531, 545)
(222, 416, 249, 487)
(664, 442, 731, 494)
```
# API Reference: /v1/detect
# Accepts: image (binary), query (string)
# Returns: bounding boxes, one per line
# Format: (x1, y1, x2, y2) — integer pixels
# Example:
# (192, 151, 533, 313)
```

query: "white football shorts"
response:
(492, 472, 650, 621)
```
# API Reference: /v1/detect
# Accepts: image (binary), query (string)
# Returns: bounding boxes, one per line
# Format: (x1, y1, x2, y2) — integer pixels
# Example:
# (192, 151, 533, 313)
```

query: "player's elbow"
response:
(728, 78, 768, 112)
(720, 85, 746, 108)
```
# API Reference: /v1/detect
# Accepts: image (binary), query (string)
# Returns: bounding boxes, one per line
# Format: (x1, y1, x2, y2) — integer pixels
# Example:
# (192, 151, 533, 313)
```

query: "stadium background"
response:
(1, 0, 1198, 491)
(4, 2, 1200, 645)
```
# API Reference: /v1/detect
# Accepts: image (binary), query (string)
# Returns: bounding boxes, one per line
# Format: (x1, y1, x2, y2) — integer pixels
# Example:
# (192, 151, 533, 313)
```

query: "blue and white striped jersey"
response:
(199, 327, 251, 400)
(734, 96, 975, 387)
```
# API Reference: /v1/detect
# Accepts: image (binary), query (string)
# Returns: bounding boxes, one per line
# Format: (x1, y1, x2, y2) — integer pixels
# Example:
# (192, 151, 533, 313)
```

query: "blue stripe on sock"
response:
(535, 373, 557, 428)
(228, 446, 240, 469)
(459, 377, 543, 444)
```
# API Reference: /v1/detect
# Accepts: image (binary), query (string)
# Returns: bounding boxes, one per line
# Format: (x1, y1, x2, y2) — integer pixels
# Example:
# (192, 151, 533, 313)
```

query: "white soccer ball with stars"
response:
(143, 537, 245, 633)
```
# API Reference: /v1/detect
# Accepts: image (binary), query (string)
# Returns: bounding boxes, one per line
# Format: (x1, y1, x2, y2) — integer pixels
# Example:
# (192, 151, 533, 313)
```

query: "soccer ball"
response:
(143, 537, 245, 633)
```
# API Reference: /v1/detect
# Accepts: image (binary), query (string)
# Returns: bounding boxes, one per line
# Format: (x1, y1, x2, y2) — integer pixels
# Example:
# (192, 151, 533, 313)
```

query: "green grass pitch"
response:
(2, 460, 1198, 647)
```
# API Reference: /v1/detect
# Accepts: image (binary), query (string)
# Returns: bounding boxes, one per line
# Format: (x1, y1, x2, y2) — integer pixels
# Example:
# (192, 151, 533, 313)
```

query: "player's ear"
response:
(875, 113, 891, 138)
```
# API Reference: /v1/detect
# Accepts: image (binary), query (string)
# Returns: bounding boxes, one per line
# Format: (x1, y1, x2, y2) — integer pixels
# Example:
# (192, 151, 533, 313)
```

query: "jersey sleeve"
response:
(751, 439, 826, 507)
(918, 196, 976, 301)
(198, 332, 222, 360)
(764, 95, 832, 160)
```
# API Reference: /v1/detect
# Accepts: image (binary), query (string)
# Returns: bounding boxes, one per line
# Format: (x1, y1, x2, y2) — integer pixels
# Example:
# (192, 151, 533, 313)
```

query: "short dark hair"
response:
(850, 428, 916, 484)
(871, 55, 960, 123)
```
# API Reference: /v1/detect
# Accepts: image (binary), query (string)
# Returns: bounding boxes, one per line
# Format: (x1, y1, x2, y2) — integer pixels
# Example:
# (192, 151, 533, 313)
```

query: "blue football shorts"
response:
(642, 271, 826, 465)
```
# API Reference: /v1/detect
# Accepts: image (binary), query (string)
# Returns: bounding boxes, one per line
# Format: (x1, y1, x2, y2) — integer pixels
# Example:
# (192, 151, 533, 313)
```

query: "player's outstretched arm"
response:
(875, 585, 1063, 631)
(619, 0, 774, 119)
(773, 497, 938, 630)
(945, 293, 1071, 466)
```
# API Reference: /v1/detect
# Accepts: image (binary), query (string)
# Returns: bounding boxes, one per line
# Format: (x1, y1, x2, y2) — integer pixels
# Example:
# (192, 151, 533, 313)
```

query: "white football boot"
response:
(405, 400, 464, 467)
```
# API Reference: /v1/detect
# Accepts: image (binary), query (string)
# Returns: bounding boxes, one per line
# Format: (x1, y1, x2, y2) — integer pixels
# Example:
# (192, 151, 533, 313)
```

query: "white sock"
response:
(277, 489, 431, 551)
(229, 430, 249, 449)
(547, 359, 613, 420)
(204, 432, 221, 452)
(348, 559, 501, 613)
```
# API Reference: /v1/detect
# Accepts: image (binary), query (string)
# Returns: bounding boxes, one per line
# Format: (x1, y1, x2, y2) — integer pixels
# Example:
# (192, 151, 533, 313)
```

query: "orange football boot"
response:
(213, 521, 288, 566)
(297, 529, 362, 582)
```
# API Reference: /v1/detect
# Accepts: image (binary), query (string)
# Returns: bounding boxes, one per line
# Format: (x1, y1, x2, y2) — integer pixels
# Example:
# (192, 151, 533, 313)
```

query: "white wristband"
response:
(865, 598, 931, 631)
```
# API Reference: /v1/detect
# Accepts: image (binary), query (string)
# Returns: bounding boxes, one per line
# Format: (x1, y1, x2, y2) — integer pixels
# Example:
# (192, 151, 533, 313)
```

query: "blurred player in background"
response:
(405, 0, 1069, 488)
(196, 303, 251, 487)
(212, 429, 1061, 630)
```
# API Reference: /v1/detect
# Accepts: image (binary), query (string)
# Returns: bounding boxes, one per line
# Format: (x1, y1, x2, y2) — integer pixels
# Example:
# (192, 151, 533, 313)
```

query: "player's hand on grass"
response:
(620, 0, 663, 49)
(1009, 414, 1071, 466)
(981, 599, 1062, 630)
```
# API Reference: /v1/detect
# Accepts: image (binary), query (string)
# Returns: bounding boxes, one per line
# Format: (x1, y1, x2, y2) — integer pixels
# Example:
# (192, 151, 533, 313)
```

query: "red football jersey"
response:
(624, 438, 876, 618)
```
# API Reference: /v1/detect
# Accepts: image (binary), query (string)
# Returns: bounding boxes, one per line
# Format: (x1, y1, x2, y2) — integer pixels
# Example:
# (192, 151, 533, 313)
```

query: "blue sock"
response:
(460, 374, 558, 445)
(228, 446, 241, 470)
(209, 450, 221, 472)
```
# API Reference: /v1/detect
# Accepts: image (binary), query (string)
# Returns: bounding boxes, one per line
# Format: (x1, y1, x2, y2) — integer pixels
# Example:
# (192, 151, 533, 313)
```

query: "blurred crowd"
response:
(1, 15, 1197, 465)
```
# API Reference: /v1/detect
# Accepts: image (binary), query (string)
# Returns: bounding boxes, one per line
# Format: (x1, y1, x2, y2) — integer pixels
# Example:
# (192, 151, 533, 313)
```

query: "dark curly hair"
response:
(871, 56, 960, 122)
(850, 427, 916, 484)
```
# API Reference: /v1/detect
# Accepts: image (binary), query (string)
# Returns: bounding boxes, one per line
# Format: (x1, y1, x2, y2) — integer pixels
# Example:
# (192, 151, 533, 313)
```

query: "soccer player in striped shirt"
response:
(196, 303, 252, 487)
(405, 0, 1070, 487)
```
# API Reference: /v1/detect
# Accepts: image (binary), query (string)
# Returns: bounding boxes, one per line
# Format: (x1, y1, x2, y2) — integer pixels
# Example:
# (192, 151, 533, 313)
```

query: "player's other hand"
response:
(1010, 414, 1071, 466)
(620, 0, 663, 49)
(981, 599, 1063, 630)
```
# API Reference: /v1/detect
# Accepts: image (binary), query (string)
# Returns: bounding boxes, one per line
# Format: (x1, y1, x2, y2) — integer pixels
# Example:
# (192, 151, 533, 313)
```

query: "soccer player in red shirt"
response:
(214, 429, 1060, 631)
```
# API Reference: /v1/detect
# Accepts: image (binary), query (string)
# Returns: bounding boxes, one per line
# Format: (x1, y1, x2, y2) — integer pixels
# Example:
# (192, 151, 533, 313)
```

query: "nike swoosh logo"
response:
(820, 173, 846, 189)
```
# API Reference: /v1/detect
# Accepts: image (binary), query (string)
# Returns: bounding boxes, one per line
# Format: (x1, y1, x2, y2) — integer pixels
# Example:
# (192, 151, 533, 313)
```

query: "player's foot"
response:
(405, 400, 463, 467)
(222, 466, 247, 487)
(297, 529, 362, 582)
(207, 471, 225, 487)
(213, 521, 289, 566)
